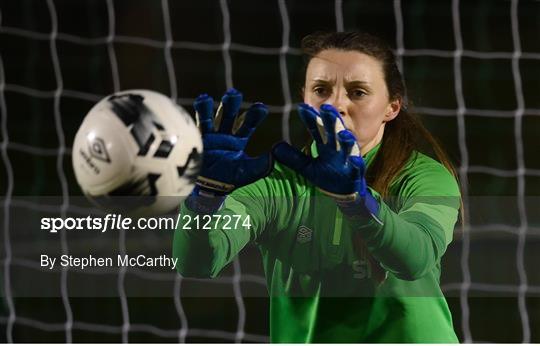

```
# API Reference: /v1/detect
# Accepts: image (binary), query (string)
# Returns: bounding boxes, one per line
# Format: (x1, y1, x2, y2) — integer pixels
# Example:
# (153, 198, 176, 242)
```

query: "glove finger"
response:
(272, 141, 313, 177)
(349, 155, 369, 197)
(337, 129, 356, 160)
(320, 104, 338, 150)
(217, 88, 243, 134)
(193, 94, 214, 134)
(297, 103, 323, 144)
(348, 155, 366, 178)
(234, 102, 268, 137)
(237, 153, 273, 185)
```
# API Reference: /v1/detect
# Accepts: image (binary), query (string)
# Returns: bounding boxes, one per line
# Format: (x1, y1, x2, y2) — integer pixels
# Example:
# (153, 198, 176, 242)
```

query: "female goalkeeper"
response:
(174, 31, 462, 343)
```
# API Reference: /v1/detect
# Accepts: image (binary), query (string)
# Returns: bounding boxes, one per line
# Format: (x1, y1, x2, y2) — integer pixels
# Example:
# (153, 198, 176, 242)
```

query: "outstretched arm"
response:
(351, 167, 460, 281)
(174, 186, 272, 278)
(173, 89, 274, 278)
(272, 103, 460, 281)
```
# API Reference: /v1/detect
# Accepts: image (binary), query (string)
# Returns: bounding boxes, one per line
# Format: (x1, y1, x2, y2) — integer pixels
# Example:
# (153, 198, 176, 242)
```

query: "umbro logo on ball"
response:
(88, 137, 111, 163)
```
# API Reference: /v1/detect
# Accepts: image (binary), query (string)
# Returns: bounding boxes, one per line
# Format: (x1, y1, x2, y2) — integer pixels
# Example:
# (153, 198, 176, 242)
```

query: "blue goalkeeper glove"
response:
(186, 88, 272, 213)
(272, 103, 382, 225)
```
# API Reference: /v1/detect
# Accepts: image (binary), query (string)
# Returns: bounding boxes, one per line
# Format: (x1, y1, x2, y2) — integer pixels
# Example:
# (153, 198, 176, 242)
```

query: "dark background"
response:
(1, 0, 540, 342)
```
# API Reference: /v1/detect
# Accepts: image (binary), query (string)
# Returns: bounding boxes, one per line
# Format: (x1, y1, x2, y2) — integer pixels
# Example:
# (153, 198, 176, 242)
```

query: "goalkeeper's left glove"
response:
(272, 103, 383, 225)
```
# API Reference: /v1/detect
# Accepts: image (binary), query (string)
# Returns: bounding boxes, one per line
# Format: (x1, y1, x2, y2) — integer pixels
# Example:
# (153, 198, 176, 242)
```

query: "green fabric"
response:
(173, 145, 461, 343)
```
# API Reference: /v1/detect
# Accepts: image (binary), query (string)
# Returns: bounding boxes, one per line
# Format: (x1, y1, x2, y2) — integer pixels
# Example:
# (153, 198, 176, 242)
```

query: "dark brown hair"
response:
(301, 31, 460, 198)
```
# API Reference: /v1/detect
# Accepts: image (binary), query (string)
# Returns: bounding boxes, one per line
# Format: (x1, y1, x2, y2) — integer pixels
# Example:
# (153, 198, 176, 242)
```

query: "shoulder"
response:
(392, 151, 461, 198)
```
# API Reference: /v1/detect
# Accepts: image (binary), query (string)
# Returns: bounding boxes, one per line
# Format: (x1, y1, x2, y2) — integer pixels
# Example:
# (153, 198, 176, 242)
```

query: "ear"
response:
(383, 98, 401, 123)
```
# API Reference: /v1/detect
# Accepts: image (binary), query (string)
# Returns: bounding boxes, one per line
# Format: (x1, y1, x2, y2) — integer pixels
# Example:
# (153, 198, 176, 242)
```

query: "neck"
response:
(360, 124, 385, 156)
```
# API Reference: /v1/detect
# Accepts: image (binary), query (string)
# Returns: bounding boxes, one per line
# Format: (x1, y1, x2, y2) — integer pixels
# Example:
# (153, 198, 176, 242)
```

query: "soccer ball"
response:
(72, 90, 202, 215)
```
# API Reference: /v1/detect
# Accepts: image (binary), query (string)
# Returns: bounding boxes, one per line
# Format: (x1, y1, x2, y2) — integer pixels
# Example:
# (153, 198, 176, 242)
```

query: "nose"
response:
(328, 90, 348, 117)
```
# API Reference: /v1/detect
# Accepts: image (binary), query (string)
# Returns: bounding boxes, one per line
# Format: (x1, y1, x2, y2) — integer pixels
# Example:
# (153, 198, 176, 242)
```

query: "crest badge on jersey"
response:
(296, 225, 313, 244)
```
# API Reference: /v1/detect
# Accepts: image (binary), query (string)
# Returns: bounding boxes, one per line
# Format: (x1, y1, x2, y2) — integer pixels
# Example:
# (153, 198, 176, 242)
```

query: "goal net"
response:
(1, 0, 539, 343)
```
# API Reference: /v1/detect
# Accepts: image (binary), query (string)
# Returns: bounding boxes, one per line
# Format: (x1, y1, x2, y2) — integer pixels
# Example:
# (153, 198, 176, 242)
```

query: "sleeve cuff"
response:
(336, 187, 384, 227)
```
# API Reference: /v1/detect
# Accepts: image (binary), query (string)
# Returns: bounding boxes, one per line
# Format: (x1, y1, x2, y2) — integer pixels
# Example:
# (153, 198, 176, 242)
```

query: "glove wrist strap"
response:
(185, 186, 226, 214)
(196, 176, 235, 194)
(318, 187, 358, 203)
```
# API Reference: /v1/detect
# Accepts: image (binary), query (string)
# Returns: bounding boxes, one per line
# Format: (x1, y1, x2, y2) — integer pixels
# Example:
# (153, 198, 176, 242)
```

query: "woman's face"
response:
(303, 49, 401, 154)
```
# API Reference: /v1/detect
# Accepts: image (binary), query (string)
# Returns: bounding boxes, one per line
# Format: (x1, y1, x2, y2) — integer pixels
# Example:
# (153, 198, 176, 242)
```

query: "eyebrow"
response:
(310, 78, 370, 86)
(345, 80, 369, 85)
(311, 78, 335, 84)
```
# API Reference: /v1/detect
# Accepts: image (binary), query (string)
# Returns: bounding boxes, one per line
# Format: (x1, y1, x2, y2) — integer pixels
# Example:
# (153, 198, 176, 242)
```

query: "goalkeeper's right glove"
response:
(186, 88, 273, 214)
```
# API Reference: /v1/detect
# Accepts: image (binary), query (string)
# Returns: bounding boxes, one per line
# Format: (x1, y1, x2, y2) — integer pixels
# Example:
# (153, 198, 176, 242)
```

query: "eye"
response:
(313, 86, 330, 98)
(348, 89, 366, 99)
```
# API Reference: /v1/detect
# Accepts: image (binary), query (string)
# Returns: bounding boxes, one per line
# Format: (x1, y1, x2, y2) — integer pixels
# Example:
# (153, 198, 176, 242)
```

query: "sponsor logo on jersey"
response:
(296, 225, 313, 243)
(352, 259, 369, 279)
(352, 258, 388, 282)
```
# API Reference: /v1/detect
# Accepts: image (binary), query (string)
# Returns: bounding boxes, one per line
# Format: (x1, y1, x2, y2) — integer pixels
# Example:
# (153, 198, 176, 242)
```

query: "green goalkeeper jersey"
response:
(174, 144, 461, 343)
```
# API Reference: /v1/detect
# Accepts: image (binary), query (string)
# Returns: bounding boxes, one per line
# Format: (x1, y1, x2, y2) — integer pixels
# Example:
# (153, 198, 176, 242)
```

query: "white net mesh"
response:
(1, 0, 540, 342)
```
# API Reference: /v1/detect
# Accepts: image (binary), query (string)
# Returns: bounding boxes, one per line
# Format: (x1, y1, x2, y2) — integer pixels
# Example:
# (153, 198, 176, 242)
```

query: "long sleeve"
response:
(173, 172, 280, 278)
(349, 155, 461, 281)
